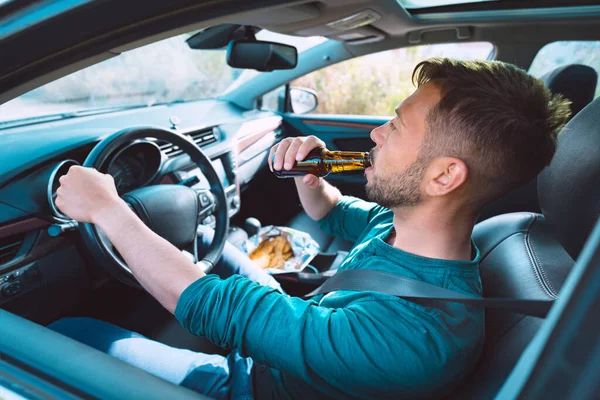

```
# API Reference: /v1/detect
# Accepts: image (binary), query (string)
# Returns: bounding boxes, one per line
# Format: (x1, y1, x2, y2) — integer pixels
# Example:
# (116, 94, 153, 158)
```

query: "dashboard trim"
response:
(0, 218, 50, 240)
(235, 116, 283, 153)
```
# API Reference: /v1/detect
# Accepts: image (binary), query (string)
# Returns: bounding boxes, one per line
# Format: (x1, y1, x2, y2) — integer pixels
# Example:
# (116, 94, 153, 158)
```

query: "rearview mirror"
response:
(226, 40, 298, 72)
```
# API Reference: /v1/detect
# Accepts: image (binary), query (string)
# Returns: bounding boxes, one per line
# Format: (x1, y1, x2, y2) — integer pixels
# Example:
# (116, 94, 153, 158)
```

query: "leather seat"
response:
(449, 95, 600, 398)
(540, 64, 598, 119)
(476, 64, 598, 222)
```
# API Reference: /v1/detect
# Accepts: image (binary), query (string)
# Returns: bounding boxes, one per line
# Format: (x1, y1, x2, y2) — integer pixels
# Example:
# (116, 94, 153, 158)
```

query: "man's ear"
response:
(425, 157, 468, 197)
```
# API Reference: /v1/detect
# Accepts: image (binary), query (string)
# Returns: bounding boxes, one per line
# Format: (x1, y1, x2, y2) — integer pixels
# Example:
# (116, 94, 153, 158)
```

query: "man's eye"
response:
(389, 120, 397, 131)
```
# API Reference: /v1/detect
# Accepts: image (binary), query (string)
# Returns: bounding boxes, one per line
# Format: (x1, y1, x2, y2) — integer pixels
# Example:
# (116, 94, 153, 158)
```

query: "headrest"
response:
(540, 64, 598, 117)
(538, 97, 600, 260)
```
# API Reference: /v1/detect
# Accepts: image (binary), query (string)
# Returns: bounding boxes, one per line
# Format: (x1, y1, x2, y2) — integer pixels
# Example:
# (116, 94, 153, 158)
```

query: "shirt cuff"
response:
(174, 274, 221, 330)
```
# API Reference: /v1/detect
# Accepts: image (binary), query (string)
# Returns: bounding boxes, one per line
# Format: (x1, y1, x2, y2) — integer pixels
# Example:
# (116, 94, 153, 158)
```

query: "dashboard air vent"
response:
(0, 235, 23, 265)
(159, 128, 217, 158)
(189, 128, 218, 147)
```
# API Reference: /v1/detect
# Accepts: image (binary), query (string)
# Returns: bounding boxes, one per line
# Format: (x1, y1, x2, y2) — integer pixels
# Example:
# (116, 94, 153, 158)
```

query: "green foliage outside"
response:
(291, 42, 493, 116)
(4, 37, 599, 123)
(292, 47, 419, 116)
(292, 40, 600, 116)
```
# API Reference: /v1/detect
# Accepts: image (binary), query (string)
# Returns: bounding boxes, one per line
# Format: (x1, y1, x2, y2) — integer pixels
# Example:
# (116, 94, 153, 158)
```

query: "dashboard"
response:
(0, 99, 283, 322)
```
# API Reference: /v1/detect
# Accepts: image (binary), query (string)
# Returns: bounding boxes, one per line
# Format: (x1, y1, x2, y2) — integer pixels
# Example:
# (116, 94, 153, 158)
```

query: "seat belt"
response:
(305, 269, 554, 318)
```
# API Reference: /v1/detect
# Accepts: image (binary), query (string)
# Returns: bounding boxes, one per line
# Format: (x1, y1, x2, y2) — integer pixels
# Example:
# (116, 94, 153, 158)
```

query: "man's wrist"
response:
(91, 197, 132, 230)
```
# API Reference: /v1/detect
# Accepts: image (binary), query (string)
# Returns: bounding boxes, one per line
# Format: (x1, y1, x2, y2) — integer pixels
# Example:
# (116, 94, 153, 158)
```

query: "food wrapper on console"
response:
(243, 225, 320, 274)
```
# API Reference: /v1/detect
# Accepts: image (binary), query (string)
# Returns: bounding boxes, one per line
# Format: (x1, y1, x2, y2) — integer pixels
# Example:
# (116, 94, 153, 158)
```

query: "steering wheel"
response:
(78, 126, 229, 287)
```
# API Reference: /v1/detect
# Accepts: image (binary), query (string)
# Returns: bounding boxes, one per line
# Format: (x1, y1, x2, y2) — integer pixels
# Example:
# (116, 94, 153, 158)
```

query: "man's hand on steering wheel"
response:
(56, 166, 125, 224)
(70, 127, 229, 288)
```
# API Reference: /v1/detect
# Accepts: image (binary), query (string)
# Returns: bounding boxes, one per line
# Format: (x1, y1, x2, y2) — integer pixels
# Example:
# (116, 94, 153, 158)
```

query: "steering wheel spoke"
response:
(195, 189, 217, 220)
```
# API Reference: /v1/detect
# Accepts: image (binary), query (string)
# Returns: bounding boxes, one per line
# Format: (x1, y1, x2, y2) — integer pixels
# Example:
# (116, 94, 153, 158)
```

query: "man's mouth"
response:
(369, 147, 377, 168)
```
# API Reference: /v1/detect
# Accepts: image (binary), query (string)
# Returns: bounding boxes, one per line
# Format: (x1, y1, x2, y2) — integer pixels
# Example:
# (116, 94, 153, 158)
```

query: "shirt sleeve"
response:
(318, 195, 387, 243)
(174, 274, 461, 398)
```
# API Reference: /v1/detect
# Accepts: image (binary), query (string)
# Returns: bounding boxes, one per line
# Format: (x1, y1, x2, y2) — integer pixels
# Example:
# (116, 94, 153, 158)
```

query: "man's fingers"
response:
(284, 139, 303, 170)
(272, 139, 292, 170)
(297, 136, 324, 161)
(271, 136, 325, 171)
(55, 187, 64, 208)
(267, 144, 278, 172)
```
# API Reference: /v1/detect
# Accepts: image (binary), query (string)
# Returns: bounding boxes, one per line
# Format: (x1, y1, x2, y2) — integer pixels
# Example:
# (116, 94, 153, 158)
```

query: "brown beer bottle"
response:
(273, 148, 371, 178)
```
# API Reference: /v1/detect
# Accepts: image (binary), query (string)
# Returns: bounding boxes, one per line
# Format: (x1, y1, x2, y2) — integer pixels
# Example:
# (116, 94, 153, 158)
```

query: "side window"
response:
(289, 42, 494, 116)
(528, 41, 600, 98)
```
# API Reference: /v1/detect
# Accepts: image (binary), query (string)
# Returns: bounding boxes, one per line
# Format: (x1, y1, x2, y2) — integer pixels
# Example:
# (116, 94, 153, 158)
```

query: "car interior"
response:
(0, 0, 599, 399)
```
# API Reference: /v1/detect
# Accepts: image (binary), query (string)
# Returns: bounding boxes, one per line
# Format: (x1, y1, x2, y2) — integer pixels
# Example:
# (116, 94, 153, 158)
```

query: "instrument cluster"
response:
(106, 141, 162, 193)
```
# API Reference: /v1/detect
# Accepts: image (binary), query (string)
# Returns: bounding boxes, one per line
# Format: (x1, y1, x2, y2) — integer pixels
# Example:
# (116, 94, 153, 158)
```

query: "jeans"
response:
(49, 225, 282, 400)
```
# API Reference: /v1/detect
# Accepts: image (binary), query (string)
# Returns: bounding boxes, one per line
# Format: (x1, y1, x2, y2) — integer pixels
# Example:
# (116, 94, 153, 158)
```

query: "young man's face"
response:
(366, 82, 441, 208)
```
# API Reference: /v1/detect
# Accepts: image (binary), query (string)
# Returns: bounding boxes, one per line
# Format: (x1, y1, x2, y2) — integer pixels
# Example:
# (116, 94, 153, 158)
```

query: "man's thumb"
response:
(303, 174, 320, 189)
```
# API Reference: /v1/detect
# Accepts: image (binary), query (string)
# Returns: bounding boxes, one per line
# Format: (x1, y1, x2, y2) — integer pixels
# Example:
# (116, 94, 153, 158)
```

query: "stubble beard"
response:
(365, 155, 429, 209)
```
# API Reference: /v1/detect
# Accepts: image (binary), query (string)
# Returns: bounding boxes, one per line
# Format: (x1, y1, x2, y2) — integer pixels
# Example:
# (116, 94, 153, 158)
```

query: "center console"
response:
(170, 151, 241, 225)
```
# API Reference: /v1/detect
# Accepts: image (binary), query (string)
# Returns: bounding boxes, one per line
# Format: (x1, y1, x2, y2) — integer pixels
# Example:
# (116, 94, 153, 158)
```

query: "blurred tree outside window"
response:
(528, 41, 600, 98)
(290, 42, 493, 116)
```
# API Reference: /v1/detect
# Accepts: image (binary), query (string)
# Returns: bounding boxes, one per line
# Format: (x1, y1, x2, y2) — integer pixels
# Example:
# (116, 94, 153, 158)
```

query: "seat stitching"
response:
(529, 234, 558, 297)
(523, 216, 554, 298)
(479, 213, 536, 263)
(523, 235, 545, 295)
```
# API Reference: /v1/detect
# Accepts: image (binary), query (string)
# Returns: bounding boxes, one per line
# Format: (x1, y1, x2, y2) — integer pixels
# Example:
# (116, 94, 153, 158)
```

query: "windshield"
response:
(0, 30, 326, 125)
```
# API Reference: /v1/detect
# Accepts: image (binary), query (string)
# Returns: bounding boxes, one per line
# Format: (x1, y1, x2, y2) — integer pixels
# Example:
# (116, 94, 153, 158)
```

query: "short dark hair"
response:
(412, 58, 571, 206)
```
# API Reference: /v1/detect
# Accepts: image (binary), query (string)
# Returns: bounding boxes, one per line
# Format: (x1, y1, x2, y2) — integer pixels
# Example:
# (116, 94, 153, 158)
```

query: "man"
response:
(50, 58, 570, 399)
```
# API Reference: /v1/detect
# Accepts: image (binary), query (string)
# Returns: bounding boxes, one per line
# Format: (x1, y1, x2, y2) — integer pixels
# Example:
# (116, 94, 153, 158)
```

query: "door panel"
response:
(284, 114, 386, 198)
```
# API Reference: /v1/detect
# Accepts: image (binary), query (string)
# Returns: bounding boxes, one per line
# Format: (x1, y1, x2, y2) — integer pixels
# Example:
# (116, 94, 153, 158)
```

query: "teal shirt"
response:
(175, 196, 484, 399)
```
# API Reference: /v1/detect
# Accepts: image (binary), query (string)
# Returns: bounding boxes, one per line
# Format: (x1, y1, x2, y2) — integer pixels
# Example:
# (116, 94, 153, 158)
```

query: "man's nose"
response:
(370, 125, 384, 148)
